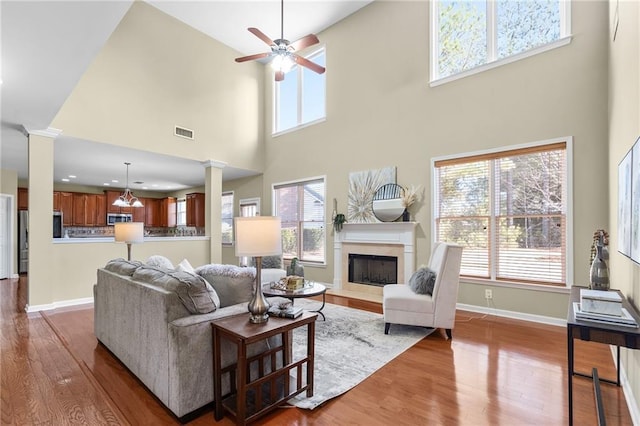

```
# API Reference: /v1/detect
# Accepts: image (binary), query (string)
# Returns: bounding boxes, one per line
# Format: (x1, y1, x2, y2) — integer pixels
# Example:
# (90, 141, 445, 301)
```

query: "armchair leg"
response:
(445, 329, 452, 340)
(384, 323, 390, 335)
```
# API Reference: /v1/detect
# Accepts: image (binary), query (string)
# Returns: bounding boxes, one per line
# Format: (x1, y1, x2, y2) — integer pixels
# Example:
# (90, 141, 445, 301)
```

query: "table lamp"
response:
(114, 222, 144, 261)
(234, 216, 282, 323)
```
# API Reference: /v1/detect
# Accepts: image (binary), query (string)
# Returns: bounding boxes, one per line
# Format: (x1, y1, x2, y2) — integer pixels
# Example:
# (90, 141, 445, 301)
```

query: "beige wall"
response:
(51, 1, 265, 173)
(263, 0, 609, 318)
(608, 0, 640, 416)
(1, 168, 19, 274)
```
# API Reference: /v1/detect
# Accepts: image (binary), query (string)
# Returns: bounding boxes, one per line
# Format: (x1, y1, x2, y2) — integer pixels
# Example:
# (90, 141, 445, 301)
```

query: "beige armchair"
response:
(383, 242, 463, 339)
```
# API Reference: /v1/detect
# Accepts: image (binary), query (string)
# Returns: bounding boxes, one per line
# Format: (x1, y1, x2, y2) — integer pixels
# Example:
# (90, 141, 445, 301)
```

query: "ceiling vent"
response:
(174, 126, 194, 140)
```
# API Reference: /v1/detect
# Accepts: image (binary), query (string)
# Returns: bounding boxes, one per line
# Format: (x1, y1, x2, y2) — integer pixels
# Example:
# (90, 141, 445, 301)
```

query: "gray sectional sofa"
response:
(93, 258, 288, 420)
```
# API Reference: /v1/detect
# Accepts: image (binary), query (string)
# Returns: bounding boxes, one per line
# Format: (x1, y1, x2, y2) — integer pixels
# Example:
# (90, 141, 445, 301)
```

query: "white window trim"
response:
(221, 191, 234, 246)
(430, 136, 574, 288)
(272, 175, 327, 267)
(272, 46, 327, 136)
(429, 0, 572, 87)
(239, 197, 261, 216)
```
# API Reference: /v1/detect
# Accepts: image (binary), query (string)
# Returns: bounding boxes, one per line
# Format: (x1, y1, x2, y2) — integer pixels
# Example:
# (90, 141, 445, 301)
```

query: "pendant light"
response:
(113, 162, 143, 208)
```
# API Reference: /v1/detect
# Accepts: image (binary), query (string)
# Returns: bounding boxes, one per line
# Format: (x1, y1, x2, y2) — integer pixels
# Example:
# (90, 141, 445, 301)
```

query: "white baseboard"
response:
(456, 303, 566, 327)
(611, 346, 640, 426)
(26, 296, 94, 313)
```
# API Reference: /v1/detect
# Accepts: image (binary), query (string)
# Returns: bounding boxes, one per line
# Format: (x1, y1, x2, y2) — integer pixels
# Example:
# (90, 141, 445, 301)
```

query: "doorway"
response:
(0, 195, 15, 279)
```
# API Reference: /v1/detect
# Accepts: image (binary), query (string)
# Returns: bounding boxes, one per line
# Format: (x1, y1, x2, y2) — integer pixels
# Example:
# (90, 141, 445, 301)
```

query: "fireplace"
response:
(348, 254, 398, 286)
(334, 222, 416, 295)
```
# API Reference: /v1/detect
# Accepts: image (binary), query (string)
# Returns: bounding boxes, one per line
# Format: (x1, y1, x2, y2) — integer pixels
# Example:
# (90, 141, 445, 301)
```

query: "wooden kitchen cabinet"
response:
(106, 190, 123, 213)
(18, 188, 28, 210)
(73, 193, 104, 226)
(186, 193, 205, 227)
(160, 197, 177, 228)
(53, 192, 60, 211)
(132, 197, 146, 223)
(59, 192, 73, 226)
(145, 198, 159, 227)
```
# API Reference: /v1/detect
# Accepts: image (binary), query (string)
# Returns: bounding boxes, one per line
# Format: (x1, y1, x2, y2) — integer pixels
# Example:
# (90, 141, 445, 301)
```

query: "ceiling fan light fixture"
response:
(270, 53, 294, 73)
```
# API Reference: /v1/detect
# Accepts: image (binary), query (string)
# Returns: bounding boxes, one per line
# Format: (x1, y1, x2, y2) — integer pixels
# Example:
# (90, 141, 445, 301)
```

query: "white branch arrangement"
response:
(401, 184, 423, 209)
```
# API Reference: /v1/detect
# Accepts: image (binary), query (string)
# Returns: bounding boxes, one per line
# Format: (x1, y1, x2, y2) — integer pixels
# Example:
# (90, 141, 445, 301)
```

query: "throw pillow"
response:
(133, 266, 219, 314)
(195, 264, 256, 308)
(261, 255, 283, 269)
(146, 255, 174, 270)
(176, 258, 195, 273)
(408, 267, 437, 295)
(104, 258, 144, 276)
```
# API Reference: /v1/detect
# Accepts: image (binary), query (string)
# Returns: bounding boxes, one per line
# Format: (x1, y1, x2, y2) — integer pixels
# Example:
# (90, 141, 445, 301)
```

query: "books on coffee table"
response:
(573, 302, 638, 328)
(268, 305, 303, 319)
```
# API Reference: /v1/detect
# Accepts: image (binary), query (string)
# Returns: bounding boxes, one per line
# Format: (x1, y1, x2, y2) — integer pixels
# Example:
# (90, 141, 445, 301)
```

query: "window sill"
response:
(272, 117, 326, 138)
(430, 36, 573, 88)
(461, 277, 571, 294)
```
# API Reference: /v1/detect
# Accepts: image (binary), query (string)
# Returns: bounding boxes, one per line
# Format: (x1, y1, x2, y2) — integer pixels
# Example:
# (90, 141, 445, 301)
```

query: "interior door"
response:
(0, 195, 13, 279)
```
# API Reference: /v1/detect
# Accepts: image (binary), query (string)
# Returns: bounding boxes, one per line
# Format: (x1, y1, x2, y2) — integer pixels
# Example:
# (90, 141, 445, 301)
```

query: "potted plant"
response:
(333, 213, 346, 233)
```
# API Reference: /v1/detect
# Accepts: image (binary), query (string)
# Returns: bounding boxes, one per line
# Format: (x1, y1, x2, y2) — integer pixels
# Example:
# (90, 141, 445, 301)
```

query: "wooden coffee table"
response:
(262, 281, 327, 321)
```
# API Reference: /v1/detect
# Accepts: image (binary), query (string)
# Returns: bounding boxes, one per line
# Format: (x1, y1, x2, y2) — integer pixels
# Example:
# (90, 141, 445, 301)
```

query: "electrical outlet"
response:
(485, 289, 493, 299)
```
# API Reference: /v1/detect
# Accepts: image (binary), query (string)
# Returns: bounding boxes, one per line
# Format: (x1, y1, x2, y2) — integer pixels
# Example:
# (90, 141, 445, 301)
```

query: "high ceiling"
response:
(0, 0, 372, 191)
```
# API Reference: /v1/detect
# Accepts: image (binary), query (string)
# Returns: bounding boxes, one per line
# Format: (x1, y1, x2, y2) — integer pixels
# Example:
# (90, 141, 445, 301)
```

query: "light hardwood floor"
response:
(0, 276, 633, 425)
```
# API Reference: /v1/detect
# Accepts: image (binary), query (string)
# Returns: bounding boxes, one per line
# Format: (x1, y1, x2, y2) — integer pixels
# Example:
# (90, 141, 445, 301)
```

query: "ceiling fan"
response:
(235, 0, 326, 82)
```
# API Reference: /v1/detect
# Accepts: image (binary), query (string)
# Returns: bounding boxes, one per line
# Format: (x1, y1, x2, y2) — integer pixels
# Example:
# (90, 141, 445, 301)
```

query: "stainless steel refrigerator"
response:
(18, 210, 28, 274)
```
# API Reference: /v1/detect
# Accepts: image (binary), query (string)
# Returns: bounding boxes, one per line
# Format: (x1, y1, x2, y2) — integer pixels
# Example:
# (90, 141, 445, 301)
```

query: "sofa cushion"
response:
(408, 266, 437, 295)
(176, 258, 195, 273)
(195, 264, 256, 308)
(133, 266, 219, 314)
(104, 258, 144, 276)
(146, 255, 175, 270)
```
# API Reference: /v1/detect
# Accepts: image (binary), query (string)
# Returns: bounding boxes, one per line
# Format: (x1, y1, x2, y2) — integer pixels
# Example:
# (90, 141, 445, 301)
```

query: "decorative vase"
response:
(402, 209, 410, 222)
(248, 257, 270, 323)
(287, 257, 304, 277)
(589, 244, 610, 291)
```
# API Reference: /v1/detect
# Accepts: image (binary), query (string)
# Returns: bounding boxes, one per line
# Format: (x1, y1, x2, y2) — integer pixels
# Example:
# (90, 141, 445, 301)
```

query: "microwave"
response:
(107, 213, 133, 225)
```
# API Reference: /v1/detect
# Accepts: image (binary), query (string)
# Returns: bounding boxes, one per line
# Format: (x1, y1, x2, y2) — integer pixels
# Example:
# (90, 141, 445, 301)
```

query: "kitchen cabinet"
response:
(59, 192, 74, 226)
(186, 193, 205, 227)
(161, 197, 177, 228)
(72, 193, 104, 226)
(18, 188, 28, 210)
(132, 197, 146, 223)
(106, 190, 123, 214)
(145, 198, 158, 227)
(53, 192, 60, 211)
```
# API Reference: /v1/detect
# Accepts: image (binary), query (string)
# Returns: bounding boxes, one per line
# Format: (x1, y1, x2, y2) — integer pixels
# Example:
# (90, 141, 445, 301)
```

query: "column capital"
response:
(201, 159, 227, 169)
(26, 127, 63, 139)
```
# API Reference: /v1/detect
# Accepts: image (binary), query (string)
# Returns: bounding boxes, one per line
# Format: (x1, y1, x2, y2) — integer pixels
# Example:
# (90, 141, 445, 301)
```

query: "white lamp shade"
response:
(114, 222, 144, 244)
(234, 216, 282, 257)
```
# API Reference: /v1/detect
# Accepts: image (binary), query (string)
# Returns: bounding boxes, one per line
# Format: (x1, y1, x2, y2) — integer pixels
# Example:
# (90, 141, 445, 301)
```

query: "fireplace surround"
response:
(334, 222, 416, 294)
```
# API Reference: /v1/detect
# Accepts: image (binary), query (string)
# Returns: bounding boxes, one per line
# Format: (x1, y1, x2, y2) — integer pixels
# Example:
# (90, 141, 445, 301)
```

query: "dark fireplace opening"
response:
(348, 254, 398, 287)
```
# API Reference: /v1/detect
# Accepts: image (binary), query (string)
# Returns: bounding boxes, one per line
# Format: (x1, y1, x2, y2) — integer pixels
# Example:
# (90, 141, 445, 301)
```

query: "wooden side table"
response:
(212, 311, 317, 425)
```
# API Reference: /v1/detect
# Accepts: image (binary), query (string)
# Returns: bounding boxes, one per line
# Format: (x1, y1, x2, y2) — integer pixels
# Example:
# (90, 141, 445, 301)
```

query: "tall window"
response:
(431, 0, 570, 82)
(433, 140, 570, 286)
(274, 48, 326, 134)
(176, 198, 186, 226)
(221, 192, 234, 245)
(273, 177, 326, 264)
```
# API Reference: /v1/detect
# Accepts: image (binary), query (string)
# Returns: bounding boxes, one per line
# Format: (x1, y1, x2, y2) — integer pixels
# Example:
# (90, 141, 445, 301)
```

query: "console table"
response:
(212, 311, 317, 425)
(567, 286, 640, 425)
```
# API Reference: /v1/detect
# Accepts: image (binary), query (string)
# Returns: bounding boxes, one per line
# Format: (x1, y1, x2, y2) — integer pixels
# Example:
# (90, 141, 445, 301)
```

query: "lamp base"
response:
(249, 312, 269, 324)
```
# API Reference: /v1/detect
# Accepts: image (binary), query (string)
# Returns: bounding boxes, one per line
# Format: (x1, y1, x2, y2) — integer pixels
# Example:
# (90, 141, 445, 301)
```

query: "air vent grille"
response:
(174, 126, 194, 140)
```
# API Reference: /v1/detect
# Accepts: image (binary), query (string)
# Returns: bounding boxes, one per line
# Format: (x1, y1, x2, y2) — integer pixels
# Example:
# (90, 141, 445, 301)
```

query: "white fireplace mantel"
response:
(333, 222, 417, 289)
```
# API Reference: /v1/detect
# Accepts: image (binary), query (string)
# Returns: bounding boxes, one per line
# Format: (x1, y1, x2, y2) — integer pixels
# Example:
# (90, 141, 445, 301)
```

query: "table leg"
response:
(568, 327, 574, 426)
(310, 292, 326, 321)
(237, 341, 247, 425)
(307, 320, 315, 397)
(213, 327, 223, 421)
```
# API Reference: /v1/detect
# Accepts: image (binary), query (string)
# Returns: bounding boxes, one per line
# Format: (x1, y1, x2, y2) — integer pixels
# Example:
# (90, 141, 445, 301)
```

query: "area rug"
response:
(288, 299, 433, 409)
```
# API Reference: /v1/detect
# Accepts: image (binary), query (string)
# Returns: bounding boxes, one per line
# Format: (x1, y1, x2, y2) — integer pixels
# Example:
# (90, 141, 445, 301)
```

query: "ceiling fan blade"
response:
(275, 70, 285, 82)
(235, 52, 272, 63)
(289, 34, 320, 52)
(292, 54, 326, 75)
(248, 27, 275, 47)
